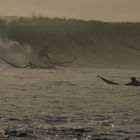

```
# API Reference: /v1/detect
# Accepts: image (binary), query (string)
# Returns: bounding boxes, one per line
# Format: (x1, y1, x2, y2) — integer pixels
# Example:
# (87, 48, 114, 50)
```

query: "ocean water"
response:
(0, 66, 139, 139)
(0, 17, 140, 139)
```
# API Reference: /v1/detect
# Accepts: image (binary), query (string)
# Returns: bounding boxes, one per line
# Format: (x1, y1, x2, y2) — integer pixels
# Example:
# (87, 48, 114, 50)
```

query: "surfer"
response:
(125, 77, 140, 86)
(97, 75, 140, 86)
(39, 45, 53, 62)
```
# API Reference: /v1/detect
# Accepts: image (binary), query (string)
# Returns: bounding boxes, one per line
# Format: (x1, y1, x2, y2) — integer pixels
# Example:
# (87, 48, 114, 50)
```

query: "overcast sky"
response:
(0, 0, 140, 21)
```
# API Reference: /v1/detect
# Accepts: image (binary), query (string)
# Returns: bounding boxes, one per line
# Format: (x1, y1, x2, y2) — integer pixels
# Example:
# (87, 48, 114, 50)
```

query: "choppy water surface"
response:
(0, 66, 139, 139)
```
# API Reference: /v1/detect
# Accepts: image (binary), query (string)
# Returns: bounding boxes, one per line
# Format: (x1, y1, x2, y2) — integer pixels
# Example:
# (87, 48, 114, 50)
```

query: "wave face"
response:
(1, 17, 140, 67)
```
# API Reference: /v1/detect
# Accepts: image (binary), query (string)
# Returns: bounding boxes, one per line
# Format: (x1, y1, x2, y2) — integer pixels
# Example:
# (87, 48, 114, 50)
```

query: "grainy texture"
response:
(0, 66, 139, 139)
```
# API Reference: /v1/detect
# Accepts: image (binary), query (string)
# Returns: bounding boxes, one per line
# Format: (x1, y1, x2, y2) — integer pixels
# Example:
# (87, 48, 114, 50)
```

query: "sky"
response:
(0, 0, 140, 21)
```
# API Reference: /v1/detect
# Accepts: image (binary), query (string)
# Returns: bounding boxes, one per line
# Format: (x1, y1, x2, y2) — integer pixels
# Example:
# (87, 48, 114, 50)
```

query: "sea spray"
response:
(0, 19, 36, 66)
(0, 38, 31, 67)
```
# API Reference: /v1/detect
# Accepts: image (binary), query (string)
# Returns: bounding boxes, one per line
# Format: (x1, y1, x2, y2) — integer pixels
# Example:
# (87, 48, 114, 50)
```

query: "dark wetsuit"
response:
(125, 77, 140, 86)
(39, 46, 53, 62)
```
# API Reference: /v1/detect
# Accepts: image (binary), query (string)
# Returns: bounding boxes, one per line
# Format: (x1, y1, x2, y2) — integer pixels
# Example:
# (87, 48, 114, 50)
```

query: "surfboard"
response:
(97, 75, 120, 85)
(43, 57, 77, 65)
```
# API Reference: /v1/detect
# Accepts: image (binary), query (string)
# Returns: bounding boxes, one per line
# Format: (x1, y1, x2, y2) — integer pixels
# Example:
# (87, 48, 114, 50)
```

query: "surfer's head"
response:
(131, 77, 136, 82)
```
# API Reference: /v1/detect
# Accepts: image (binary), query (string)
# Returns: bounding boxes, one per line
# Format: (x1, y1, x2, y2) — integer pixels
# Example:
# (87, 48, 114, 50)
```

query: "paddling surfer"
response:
(125, 77, 140, 86)
(97, 75, 140, 86)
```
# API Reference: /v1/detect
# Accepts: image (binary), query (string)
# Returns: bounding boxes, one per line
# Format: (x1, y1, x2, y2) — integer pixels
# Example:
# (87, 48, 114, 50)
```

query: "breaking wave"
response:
(0, 17, 140, 68)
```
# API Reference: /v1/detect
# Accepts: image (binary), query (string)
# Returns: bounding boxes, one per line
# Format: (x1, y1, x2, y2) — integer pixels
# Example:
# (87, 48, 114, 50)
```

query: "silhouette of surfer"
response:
(39, 45, 53, 62)
(125, 77, 140, 86)
(97, 75, 140, 86)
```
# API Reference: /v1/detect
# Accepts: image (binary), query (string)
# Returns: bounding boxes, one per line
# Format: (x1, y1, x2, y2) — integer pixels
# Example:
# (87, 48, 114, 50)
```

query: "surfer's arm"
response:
(124, 81, 140, 86)
(124, 82, 132, 85)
